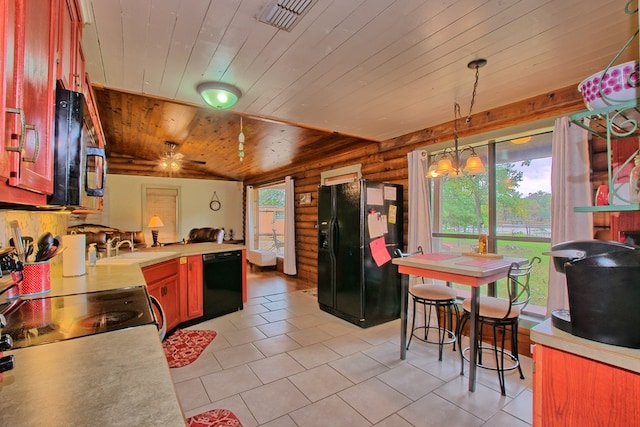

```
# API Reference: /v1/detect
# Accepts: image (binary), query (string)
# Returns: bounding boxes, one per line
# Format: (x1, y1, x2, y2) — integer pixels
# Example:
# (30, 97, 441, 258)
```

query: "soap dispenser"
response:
(88, 243, 97, 266)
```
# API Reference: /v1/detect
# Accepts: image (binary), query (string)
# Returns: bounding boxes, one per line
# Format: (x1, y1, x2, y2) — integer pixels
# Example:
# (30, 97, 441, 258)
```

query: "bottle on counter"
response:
(88, 243, 97, 266)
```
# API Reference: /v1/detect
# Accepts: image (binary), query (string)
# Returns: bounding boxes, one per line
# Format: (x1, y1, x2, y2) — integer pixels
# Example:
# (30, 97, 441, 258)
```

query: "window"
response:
(142, 185, 180, 243)
(256, 184, 286, 255)
(429, 132, 552, 315)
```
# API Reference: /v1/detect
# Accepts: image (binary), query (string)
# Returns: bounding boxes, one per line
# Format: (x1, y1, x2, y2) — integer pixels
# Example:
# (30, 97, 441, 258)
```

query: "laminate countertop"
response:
(531, 319, 640, 374)
(0, 243, 244, 426)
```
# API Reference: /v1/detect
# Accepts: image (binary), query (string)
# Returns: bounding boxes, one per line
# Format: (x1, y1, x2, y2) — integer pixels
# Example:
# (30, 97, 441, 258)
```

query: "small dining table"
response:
(392, 252, 527, 392)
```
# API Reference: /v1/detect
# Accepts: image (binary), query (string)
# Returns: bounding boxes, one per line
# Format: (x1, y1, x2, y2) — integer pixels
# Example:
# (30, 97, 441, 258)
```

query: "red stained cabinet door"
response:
(1, 0, 56, 203)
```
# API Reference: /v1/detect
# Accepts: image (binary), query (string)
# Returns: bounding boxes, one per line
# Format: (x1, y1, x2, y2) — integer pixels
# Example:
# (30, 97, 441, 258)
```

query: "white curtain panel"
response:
(407, 150, 433, 254)
(245, 186, 255, 251)
(407, 150, 434, 287)
(284, 176, 297, 275)
(548, 117, 593, 314)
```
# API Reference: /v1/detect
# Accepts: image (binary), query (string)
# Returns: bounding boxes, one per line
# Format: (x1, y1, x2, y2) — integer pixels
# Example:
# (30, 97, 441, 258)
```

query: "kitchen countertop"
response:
(0, 242, 245, 426)
(531, 319, 640, 374)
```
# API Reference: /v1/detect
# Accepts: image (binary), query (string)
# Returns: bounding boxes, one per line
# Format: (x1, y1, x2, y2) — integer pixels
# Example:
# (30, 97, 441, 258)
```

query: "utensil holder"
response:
(21, 261, 51, 296)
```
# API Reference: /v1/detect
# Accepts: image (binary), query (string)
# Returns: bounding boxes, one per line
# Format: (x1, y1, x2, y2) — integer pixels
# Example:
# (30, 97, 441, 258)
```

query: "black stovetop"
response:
(1, 286, 156, 349)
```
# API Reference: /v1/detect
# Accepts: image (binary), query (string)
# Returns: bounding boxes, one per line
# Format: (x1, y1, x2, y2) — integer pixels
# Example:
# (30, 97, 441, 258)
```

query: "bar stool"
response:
(458, 256, 540, 395)
(394, 247, 459, 361)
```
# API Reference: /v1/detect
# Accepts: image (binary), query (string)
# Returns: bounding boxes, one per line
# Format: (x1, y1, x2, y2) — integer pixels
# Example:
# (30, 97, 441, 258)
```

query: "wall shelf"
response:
(570, 100, 640, 212)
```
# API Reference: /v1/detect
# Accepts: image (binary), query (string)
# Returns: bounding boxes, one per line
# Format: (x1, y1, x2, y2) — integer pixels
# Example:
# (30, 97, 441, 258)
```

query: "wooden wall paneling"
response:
(244, 85, 586, 355)
(245, 85, 585, 286)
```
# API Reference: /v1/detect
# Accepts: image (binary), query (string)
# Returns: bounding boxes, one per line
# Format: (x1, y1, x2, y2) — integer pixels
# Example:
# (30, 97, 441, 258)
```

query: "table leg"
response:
(400, 273, 409, 360)
(468, 287, 479, 392)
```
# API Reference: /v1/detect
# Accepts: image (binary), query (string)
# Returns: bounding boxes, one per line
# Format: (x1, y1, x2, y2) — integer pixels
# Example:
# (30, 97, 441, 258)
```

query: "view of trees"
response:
(441, 162, 551, 237)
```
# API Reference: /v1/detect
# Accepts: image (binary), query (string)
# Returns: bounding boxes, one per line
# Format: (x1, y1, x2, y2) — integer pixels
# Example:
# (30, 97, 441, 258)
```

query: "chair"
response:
(395, 247, 459, 361)
(270, 229, 285, 252)
(458, 256, 541, 395)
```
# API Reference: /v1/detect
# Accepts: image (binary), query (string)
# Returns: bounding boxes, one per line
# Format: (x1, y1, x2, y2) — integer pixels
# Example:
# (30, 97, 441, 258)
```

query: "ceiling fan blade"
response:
(184, 159, 206, 165)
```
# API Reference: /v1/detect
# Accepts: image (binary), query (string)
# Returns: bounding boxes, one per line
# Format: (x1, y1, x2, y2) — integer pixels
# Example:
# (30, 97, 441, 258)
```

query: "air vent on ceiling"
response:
(258, 0, 318, 32)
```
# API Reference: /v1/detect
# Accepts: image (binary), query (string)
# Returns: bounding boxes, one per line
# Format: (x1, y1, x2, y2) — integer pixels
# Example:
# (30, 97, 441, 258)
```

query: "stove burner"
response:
(2, 286, 157, 349)
(76, 310, 144, 330)
(89, 290, 136, 302)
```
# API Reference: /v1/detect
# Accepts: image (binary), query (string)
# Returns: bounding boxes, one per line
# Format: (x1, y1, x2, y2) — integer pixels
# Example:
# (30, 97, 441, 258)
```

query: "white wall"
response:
(78, 174, 244, 245)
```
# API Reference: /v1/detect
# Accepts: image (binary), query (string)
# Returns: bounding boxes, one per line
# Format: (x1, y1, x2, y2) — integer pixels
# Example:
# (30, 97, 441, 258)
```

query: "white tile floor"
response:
(171, 271, 533, 426)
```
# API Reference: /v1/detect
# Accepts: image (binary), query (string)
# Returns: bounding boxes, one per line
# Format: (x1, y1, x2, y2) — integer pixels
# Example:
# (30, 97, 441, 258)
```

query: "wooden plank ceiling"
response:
(82, 0, 639, 181)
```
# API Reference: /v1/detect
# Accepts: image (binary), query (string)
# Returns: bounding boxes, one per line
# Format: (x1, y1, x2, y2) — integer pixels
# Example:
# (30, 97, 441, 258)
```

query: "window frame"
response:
(428, 130, 553, 317)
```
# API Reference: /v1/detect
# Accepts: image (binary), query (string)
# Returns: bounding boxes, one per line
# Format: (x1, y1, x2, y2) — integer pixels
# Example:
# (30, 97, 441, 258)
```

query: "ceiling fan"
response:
(160, 142, 206, 171)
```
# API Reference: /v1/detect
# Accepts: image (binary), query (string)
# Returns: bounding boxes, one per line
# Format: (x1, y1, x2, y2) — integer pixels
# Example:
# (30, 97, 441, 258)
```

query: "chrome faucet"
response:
(115, 240, 134, 256)
(106, 238, 118, 258)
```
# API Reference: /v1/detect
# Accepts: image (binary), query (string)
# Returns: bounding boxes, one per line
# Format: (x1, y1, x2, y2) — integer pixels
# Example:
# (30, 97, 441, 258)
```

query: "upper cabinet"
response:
(57, 0, 84, 92)
(1, 0, 57, 205)
(1, 0, 105, 207)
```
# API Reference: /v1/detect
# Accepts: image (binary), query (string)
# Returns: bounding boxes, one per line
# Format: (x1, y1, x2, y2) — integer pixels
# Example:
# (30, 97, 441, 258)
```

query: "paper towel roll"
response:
(62, 234, 86, 277)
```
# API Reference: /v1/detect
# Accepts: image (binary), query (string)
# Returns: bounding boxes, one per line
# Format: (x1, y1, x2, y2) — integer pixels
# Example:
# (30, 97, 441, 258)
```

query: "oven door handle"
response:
(149, 295, 166, 341)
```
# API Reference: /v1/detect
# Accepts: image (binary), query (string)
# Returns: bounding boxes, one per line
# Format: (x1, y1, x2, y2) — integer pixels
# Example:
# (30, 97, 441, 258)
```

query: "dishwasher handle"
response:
(203, 251, 241, 262)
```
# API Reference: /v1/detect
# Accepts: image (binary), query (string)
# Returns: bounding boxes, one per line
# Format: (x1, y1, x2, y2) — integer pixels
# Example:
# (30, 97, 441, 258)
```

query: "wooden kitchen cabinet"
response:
(56, 0, 83, 91)
(178, 255, 203, 322)
(0, 0, 57, 204)
(185, 255, 203, 320)
(142, 259, 181, 332)
(532, 321, 640, 426)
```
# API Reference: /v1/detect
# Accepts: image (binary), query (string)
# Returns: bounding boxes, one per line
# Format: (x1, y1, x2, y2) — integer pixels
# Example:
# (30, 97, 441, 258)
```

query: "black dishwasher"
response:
(202, 251, 243, 320)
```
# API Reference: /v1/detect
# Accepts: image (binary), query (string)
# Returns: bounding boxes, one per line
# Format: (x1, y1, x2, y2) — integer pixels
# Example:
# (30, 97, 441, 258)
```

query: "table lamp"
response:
(148, 215, 164, 247)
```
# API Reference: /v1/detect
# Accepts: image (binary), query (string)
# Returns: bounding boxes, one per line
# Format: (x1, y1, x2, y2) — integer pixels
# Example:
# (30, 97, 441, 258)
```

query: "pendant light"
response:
(432, 59, 487, 178)
(238, 116, 245, 162)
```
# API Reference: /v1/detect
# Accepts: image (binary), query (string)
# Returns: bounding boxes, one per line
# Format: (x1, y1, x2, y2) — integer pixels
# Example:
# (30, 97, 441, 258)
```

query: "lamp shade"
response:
(426, 163, 439, 178)
(197, 82, 242, 109)
(148, 215, 164, 228)
(435, 157, 453, 175)
(463, 153, 486, 174)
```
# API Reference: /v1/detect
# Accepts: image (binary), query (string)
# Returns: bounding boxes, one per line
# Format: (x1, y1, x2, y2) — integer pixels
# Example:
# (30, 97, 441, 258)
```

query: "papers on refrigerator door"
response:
(367, 212, 388, 238)
(370, 237, 391, 266)
(366, 187, 384, 205)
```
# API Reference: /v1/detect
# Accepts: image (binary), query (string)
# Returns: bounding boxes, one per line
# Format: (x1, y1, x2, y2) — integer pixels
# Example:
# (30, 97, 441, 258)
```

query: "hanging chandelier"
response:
(430, 59, 487, 178)
(238, 116, 245, 162)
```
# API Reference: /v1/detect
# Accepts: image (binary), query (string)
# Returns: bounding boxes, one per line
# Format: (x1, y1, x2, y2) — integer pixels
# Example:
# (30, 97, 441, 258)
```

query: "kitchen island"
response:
(0, 243, 244, 426)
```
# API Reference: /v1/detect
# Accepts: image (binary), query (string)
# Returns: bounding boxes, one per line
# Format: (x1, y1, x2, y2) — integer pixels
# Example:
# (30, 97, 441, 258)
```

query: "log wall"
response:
(246, 84, 585, 285)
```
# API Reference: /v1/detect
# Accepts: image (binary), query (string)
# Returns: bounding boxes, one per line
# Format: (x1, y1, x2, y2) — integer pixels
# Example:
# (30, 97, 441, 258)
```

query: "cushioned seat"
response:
(458, 256, 541, 395)
(395, 247, 459, 361)
(187, 227, 224, 244)
(247, 249, 276, 268)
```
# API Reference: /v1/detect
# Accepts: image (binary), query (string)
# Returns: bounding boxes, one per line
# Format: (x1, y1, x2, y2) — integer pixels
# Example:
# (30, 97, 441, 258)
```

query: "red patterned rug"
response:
(162, 329, 217, 368)
(187, 409, 242, 427)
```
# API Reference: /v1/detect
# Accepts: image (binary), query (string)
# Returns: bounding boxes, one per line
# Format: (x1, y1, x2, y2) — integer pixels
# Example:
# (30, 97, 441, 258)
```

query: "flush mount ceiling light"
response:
(511, 136, 532, 144)
(197, 82, 242, 110)
(430, 59, 488, 178)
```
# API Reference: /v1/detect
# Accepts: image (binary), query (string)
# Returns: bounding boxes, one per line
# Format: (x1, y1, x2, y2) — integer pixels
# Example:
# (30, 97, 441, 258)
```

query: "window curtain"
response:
(407, 150, 433, 253)
(245, 186, 255, 250)
(548, 117, 593, 314)
(283, 176, 297, 275)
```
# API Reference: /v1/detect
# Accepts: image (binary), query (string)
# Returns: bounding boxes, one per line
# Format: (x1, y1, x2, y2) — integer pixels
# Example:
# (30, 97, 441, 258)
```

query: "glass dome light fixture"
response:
(197, 81, 242, 110)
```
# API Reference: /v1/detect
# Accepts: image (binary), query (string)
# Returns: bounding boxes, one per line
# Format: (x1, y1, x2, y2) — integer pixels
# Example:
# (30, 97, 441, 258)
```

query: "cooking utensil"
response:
(9, 221, 25, 263)
(35, 232, 54, 262)
(39, 246, 65, 262)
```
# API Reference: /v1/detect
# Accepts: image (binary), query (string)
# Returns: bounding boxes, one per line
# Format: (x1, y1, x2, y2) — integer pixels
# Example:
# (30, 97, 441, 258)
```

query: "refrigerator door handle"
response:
(329, 217, 338, 259)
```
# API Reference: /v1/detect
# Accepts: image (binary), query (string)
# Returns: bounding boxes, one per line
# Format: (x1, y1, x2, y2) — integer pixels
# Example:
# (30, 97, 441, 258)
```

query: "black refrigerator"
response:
(317, 179, 403, 328)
